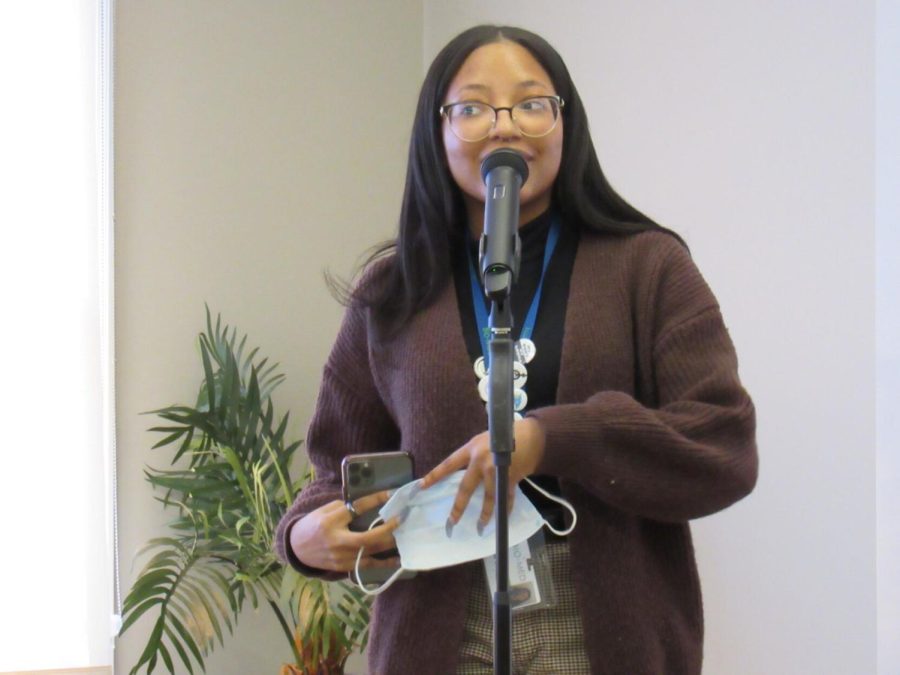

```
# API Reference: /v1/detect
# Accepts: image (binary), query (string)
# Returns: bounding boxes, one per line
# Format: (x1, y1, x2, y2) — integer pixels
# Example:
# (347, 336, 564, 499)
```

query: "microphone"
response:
(479, 148, 529, 300)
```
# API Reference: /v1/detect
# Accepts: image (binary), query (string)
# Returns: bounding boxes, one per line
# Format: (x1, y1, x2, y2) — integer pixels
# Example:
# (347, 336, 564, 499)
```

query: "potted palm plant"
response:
(119, 308, 370, 674)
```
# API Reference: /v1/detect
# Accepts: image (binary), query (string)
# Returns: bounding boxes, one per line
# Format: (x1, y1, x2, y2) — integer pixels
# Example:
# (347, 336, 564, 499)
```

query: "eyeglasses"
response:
(439, 95, 565, 142)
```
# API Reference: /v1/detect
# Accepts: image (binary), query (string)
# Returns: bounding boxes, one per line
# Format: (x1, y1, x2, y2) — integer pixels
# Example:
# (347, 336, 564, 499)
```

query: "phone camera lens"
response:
(349, 463, 360, 474)
(360, 464, 373, 480)
(349, 475, 360, 487)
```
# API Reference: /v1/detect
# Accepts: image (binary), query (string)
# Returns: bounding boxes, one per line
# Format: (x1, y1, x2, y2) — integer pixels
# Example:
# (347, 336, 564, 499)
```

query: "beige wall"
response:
(114, 2, 422, 673)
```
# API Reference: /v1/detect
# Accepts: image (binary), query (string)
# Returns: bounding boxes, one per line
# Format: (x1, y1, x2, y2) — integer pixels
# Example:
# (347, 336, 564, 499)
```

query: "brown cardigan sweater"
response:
(275, 229, 758, 674)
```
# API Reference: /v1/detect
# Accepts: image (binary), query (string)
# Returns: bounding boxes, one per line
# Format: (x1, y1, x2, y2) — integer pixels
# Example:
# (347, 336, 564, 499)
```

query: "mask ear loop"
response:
(353, 516, 405, 596)
(523, 477, 577, 536)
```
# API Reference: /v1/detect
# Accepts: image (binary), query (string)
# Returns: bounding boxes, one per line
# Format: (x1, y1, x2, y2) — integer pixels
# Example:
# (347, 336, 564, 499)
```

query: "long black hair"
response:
(344, 25, 677, 333)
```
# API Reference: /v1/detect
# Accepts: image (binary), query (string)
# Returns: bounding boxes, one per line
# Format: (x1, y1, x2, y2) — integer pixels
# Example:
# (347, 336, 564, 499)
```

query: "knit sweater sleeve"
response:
(274, 302, 400, 577)
(529, 236, 758, 522)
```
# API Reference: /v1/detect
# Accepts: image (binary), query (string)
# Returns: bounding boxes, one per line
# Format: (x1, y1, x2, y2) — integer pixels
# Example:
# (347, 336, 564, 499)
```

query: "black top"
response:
(451, 208, 579, 532)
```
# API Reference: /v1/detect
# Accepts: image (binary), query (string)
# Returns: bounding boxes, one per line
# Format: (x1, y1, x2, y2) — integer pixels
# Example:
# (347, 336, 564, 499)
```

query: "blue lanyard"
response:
(467, 216, 561, 368)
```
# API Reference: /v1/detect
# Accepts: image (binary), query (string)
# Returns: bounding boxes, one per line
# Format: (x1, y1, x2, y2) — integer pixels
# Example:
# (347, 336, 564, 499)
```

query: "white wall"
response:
(423, 2, 877, 673)
(0, 1, 113, 670)
(876, 1, 899, 673)
(114, 2, 422, 673)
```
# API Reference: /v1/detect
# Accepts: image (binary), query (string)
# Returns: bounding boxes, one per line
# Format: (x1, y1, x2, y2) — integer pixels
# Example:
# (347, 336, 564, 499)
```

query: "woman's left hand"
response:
(420, 417, 546, 530)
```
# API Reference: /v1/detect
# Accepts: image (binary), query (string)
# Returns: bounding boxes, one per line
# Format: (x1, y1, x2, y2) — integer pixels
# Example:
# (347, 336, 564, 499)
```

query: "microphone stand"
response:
(478, 148, 527, 675)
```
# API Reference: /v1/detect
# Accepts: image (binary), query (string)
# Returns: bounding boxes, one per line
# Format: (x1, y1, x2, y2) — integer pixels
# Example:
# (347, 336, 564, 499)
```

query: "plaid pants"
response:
(456, 541, 592, 674)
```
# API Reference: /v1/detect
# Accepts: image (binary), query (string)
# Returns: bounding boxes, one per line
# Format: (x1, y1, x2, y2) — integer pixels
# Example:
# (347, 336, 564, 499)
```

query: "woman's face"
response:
(441, 41, 564, 235)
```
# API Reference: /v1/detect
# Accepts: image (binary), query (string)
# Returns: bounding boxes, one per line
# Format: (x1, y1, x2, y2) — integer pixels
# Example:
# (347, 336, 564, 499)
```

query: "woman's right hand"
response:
(289, 490, 402, 572)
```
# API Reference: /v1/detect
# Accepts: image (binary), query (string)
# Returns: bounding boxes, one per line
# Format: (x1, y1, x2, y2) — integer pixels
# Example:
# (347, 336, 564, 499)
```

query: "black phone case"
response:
(342, 451, 414, 532)
(341, 451, 415, 586)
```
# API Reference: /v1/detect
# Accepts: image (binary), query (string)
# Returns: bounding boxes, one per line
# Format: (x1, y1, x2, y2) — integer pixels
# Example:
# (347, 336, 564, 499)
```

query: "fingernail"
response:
(445, 517, 455, 537)
(477, 520, 485, 536)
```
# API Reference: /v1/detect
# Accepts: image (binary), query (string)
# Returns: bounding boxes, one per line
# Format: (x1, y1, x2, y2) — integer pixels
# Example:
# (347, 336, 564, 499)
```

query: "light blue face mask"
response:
(353, 471, 576, 595)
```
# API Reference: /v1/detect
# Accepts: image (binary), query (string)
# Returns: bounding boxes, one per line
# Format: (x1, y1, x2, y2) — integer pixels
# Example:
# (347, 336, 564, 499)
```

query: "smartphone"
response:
(341, 451, 415, 586)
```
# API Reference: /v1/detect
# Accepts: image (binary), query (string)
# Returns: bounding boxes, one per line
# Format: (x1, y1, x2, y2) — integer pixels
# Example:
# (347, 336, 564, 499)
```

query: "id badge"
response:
(483, 531, 554, 612)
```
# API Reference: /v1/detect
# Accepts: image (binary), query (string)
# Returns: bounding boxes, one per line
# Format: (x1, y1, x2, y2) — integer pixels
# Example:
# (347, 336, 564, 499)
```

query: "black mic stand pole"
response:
(486, 290, 515, 675)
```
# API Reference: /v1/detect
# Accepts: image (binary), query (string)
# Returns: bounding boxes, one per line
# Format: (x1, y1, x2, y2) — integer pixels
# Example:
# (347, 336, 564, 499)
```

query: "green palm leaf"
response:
(123, 538, 236, 674)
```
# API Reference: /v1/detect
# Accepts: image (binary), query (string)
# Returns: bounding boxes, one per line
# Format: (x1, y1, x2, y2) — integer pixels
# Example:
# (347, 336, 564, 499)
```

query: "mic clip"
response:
(478, 232, 521, 299)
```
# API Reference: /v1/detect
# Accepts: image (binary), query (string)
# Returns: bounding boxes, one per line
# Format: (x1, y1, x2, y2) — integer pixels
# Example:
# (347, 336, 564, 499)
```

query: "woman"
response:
(275, 25, 757, 674)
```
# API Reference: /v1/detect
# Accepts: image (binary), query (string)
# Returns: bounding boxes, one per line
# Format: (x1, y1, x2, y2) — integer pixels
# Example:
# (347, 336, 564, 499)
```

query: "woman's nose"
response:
(489, 108, 521, 140)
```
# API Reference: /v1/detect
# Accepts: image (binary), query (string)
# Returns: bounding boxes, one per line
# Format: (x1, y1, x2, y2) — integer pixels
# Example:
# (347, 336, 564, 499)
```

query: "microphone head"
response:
(480, 148, 529, 185)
